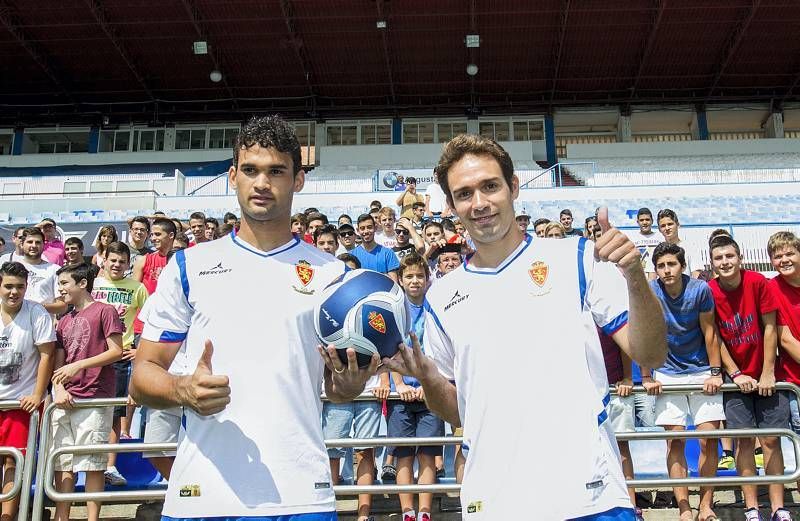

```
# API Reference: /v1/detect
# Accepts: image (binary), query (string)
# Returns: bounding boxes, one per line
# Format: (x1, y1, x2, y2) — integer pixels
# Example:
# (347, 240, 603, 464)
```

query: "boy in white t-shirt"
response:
(16, 227, 66, 315)
(0, 261, 56, 520)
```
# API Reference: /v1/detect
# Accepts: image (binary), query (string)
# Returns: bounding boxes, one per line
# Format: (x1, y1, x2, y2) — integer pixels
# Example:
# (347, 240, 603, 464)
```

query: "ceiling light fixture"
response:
(209, 70, 223, 83)
(376, 20, 387, 29)
(465, 34, 480, 48)
(466, 64, 479, 76)
(193, 41, 208, 55)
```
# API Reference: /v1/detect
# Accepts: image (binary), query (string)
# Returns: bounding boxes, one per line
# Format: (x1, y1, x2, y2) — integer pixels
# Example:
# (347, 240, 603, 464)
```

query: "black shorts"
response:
(387, 400, 445, 458)
(723, 390, 790, 430)
(112, 361, 131, 419)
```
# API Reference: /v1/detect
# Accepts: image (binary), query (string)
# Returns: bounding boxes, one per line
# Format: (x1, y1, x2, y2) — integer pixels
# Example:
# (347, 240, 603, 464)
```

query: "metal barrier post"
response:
(18, 409, 39, 521)
(0, 401, 34, 521)
(0, 447, 24, 502)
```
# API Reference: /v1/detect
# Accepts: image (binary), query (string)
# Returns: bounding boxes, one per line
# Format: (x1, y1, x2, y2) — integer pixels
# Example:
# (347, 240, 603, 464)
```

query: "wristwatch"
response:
(710, 367, 722, 377)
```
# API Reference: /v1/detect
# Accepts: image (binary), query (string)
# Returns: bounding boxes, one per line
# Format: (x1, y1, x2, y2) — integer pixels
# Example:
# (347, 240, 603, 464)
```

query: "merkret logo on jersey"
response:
(444, 290, 469, 311)
(198, 262, 232, 276)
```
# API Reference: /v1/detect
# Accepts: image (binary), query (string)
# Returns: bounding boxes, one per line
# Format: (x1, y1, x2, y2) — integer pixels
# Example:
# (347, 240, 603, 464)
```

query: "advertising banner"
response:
(376, 169, 437, 192)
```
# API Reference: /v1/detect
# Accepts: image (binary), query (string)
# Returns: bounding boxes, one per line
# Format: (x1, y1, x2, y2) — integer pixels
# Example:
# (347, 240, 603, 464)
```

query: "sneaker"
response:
(634, 507, 645, 521)
(419, 513, 431, 521)
(402, 512, 417, 521)
(772, 508, 794, 521)
(745, 507, 764, 521)
(104, 468, 127, 486)
(381, 464, 397, 482)
(755, 451, 765, 469)
(718, 454, 736, 470)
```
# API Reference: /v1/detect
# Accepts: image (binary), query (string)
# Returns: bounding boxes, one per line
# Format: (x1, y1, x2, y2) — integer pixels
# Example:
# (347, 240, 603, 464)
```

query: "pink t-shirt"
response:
(55, 301, 124, 399)
(42, 240, 65, 266)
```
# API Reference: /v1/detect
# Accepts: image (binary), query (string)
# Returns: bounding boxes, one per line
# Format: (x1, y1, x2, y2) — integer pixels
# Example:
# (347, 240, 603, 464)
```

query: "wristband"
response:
(710, 366, 722, 376)
(729, 370, 742, 379)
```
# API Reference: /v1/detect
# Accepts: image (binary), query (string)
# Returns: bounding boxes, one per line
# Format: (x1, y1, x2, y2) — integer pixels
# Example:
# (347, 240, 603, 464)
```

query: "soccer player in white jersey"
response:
(130, 115, 377, 521)
(385, 134, 667, 520)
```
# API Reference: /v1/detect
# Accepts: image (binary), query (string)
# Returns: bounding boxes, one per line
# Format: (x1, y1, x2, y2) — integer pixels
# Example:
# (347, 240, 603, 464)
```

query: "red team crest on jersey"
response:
(368, 311, 386, 334)
(295, 261, 314, 286)
(529, 261, 548, 287)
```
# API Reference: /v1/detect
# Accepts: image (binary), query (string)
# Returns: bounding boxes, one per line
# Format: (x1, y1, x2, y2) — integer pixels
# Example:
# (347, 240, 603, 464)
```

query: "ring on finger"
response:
(334, 366, 345, 374)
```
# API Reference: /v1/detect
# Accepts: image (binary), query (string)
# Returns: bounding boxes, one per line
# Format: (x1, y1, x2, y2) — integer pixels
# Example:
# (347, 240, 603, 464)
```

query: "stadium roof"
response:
(2, 0, 800, 124)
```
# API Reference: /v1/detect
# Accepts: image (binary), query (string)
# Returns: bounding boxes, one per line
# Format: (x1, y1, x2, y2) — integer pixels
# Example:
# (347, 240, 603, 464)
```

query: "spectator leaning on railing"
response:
(641, 242, 724, 521)
(50, 263, 124, 521)
(0, 261, 55, 521)
(708, 234, 792, 521)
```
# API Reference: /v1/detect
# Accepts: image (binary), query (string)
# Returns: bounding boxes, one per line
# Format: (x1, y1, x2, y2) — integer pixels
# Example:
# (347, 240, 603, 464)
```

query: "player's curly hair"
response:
(436, 134, 514, 205)
(233, 115, 302, 174)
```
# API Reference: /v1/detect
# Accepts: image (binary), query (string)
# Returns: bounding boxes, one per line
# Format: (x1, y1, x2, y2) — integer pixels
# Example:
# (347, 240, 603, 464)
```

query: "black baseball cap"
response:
(338, 223, 355, 233)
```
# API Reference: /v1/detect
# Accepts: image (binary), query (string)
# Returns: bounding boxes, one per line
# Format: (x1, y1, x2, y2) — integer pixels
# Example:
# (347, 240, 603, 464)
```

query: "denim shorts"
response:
(387, 400, 445, 458)
(322, 401, 381, 459)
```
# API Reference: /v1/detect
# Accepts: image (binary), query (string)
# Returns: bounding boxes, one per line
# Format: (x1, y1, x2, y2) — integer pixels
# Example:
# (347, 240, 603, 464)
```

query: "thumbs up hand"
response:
(593, 207, 643, 275)
(178, 340, 231, 416)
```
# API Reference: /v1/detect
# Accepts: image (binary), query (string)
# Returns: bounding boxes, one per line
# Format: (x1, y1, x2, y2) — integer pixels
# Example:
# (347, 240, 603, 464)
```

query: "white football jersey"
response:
(424, 235, 632, 519)
(142, 233, 346, 518)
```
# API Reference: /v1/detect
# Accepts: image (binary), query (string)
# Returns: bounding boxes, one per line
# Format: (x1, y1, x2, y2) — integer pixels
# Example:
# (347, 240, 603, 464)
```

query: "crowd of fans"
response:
(0, 179, 800, 521)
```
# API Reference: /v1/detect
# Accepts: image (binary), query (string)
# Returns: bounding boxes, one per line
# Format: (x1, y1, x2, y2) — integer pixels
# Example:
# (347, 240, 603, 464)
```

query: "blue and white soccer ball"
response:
(315, 269, 410, 367)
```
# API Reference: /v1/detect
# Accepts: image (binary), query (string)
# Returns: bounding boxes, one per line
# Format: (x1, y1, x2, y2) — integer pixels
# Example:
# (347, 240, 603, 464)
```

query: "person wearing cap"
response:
(396, 177, 425, 220)
(515, 214, 531, 233)
(336, 223, 358, 255)
(36, 218, 65, 266)
(559, 209, 582, 237)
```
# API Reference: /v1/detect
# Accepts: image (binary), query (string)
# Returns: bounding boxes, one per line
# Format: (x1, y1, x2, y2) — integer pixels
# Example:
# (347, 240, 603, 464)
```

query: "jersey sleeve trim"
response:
(176, 249, 190, 302)
(601, 310, 629, 336)
(159, 331, 187, 343)
(423, 299, 447, 336)
(577, 237, 588, 308)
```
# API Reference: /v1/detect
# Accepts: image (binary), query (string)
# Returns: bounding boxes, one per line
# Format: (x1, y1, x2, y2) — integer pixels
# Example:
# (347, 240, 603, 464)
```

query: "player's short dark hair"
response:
(189, 212, 206, 222)
(398, 253, 430, 280)
(205, 217, 219, 227)
(657, 208, 679, 225)
(652, 242, 686, 269)
(57, 263, 96, 293)
(533, 218, 550, 228)
(709, 235, 740, 257)
(436, 134, 514, 205)
(223, 212, 237, 222)
(152, 218, 177, 236)
(412, 202, 425, 210)
(337, 253, 361, 268)
(707, 228, 731, 247)
(21, 227, 44, 241)
(64, 237, 84, 250)
(0, 261, 29, 282)
(129, 216, 150, 231)
(637, 207, 653, 219)
(357, 213, 375, 226)
(233, 115, 302, 174)
(313, 224, 338, 244)
(105, 241, 131, 261)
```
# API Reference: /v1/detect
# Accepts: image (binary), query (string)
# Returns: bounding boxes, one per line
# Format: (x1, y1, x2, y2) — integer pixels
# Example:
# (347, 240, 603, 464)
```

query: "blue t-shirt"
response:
(401, 301, 427, 388)
(351, 243, 400, 274)
(650, 275, 715, 375)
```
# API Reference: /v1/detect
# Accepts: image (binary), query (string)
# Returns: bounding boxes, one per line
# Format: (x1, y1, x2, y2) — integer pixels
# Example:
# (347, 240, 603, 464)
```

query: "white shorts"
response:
(654, 370, 726, 427)
(51, 406, 113, 472)
(143, 407, 182, 458)
(607, 395, 635, 433)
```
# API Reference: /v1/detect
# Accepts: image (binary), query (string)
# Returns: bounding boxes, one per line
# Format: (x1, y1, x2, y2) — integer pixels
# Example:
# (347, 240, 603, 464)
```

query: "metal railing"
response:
(0, 401, 40, 521)
(26, 383, 800, 517)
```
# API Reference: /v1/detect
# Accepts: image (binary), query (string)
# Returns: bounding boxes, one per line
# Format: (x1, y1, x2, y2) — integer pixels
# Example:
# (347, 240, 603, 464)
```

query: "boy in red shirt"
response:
(709, 235, 791, 521)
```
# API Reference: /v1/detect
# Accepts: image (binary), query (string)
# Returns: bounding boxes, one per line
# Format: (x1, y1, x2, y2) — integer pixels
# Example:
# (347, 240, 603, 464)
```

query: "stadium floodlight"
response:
(466, 64, 479, 76)
(465, 34, 480, 48)
(376, 20, 387, 29)
(193, 41, 208, 55)
(209, 70, 223, 83)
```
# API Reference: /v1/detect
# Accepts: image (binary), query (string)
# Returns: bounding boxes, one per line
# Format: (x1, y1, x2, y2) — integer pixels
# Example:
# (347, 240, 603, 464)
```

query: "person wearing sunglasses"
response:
(392, 218, 425, 261)
(0, 227, 26, 264)
(336, 223, 358, 255)
(37, 218, 65, 266)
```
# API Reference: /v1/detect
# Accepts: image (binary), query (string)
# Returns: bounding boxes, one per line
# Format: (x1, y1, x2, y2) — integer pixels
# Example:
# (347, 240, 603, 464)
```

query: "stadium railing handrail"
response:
(28, 383, 800, 514)
(0, 400, 40, 521)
